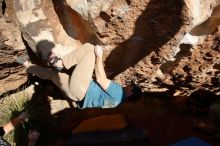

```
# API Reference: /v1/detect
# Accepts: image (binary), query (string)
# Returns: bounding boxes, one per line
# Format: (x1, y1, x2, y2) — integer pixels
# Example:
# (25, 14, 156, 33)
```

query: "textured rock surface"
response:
(184, 0, 220, 26)
(1, 1, 220, 145)
(113, 1, 220, 95)
(1, 0, 220, 96)
(0, 41, 27, 93)
(64, 0, 220, 96)
(66, 0, 114, 21)
(0, 0, 26, 93)
(13, 0, 90, 59)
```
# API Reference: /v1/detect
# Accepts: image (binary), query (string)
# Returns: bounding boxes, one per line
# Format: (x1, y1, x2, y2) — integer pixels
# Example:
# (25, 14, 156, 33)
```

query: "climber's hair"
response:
(127, 81, 142, 102)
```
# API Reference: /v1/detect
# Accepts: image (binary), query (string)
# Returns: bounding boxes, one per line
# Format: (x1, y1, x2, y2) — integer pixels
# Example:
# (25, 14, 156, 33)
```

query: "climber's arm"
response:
(94, 46, 111, 90)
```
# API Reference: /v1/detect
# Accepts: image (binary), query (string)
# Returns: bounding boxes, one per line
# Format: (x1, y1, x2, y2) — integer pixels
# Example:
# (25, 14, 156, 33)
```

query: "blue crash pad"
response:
(169, 137, 211, 146)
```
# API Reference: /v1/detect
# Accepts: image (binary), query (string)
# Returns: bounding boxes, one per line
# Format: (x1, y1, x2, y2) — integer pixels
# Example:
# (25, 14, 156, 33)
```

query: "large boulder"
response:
(1, 0, 220, 95)
(13, 0, 96, 60)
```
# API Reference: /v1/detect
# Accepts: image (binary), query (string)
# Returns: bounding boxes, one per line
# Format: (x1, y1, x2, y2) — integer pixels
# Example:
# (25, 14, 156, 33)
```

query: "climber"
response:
(17, 43, 142, 108)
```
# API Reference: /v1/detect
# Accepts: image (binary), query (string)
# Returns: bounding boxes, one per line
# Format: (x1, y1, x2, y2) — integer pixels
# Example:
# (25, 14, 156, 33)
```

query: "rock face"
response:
(13, 0, 79, 59)
(1, 0, 220, 96)
(112, 0, 220, 94)
(66, 0, 114, 21)
(0, 37, 26, 94)
(0, 38, 27, 94)
(0, 0, 26, 93)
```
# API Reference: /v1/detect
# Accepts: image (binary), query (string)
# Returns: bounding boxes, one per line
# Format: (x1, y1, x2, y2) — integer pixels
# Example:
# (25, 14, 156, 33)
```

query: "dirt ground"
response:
(41, 90, 220, 146)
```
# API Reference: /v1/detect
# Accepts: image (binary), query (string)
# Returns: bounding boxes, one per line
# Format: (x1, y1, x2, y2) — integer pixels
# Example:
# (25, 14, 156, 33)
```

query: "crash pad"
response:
(72, 114, 127, 134)
(169, 137, 211, 146)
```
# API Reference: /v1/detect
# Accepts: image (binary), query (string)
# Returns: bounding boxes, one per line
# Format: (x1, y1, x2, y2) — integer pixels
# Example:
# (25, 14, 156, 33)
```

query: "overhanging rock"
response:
(11, 0, 220, 94)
